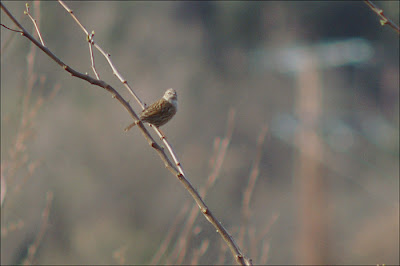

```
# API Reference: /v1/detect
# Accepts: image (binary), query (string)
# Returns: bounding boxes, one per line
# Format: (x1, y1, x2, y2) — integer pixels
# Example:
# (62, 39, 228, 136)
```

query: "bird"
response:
(125, 88, 178, 131)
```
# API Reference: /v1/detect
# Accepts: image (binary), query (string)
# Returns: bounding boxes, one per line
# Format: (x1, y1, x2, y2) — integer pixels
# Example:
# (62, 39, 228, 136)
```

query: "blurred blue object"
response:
(251, 38, 374, 74)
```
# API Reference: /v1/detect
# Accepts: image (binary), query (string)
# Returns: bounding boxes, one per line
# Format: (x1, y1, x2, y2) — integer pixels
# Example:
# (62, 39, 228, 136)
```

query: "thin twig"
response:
(217, 237, 229, 265)
(363, 0, 400, 35)
(259, 238, 271, 265)
(190, 239, 210, 265)
(255, 212, 279, 244)
(1, 3, 46, 209)
(87, 32, 100, 79)
(1, 12, 24, 54)
(238, 126, 269, 247)
(150, 202, 190, 264)
(0, 3, 252, 264)
(1, 23, 23, 33)
(209, 137, 222, 171)
(248, 226, 257, 261)
(0, 172, 6, 207)
(173, 109, 236, 264)
(24, 3, 45, 46)
(24, 1, 42, 146)
(254, 213, 279, 263)
(22, 191, 53, 265)
(204, 109, 236, 193)
(57, 0, 145, 108)
(57, 0, 187, 181)
(155, 137, 222, 265)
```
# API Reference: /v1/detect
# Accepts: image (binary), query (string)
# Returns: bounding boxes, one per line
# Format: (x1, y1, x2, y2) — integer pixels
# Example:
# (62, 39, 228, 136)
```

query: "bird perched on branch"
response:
(125, 88, 178, 131)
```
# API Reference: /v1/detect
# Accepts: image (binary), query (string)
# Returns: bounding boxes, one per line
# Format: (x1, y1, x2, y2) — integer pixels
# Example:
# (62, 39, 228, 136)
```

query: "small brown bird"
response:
(125, 88, 178, 131)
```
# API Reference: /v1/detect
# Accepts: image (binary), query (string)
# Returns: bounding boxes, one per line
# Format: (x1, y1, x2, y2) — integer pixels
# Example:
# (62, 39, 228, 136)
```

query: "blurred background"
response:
(1, 1, 398, 265)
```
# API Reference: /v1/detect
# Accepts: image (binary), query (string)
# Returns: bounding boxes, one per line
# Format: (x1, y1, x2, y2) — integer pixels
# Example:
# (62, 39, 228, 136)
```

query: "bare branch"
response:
(57, 1, 190, 203)
(57, 0, 145, 108)
(24, 3, 45, 46)
(1, 2, 252, 264)
(172, 109, 236, 264)
(364, 0, 400, 35)
(1, 23, 23, 33)
(87, 32, 100, 79)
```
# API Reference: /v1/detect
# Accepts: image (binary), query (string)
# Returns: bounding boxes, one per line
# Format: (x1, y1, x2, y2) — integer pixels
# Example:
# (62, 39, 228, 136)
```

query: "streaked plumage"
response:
(139, 88, 177, 127)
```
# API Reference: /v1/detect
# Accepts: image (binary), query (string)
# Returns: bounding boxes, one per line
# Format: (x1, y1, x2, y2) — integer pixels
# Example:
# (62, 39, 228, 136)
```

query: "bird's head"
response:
(163, 88, 178, 108)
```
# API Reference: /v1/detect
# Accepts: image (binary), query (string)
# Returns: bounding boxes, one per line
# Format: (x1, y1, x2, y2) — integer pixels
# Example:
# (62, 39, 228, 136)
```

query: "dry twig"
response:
(0, 2, 252, 264)
(363, 0, 400, 35)
(24, 3, 45, 46)
(171, 109, 236, 264)
(238, 126, 269, 247)
(22, 191, 54, 265)
(152, 111, 233, 264)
